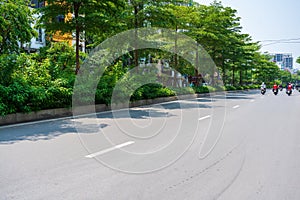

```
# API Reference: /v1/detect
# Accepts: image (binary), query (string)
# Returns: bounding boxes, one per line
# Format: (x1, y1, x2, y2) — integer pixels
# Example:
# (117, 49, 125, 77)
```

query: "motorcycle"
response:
(261, 88, 266, 95)
(273, 88, 278, 95)
(286, 88, 292, 96)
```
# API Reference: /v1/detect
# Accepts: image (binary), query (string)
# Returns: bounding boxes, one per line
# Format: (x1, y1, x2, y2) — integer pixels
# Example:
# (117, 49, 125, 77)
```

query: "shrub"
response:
(243, 85, 250, 90)
(225, 85, 236, 91)
(235, 86, 244, 90)
(214, 85, 226, 91)
(248, 84, 260, 89)
(170, 87, 195, 95)
(192, 86, 209, 93)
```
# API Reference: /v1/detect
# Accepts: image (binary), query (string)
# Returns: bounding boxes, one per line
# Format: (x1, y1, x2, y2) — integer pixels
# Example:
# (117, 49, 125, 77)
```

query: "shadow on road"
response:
(0, 98, 216, 144)
(0, 120, 108, 144)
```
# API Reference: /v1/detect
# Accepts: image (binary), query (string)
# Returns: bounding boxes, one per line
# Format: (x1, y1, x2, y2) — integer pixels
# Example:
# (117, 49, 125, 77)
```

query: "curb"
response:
(0, 92, 221, 126)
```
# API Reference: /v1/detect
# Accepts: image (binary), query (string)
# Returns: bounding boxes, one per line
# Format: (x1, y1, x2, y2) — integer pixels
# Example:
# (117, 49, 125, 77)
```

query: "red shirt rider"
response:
(273, 83, 278, 90)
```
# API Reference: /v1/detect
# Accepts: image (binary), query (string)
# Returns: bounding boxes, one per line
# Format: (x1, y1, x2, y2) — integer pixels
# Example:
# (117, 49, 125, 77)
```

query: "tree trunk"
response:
(174, 26, 178, 86)
(221, 57, 226, 85)
(174, 26, 178, 69)
(232, 65, 235, 85)
(211, 52, 216, 86)
(239, 69, 242, 85)
(195, 43, 199, 76)
(74, 3, 81, 75)
(134, 5, 139, 71)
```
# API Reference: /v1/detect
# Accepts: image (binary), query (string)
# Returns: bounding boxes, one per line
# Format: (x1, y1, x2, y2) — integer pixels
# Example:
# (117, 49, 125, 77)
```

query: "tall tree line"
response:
(1, 0, 288, 85)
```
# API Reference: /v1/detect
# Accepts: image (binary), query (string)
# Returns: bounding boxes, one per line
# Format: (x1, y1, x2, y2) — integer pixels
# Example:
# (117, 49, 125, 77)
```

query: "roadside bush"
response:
(207, 86, 217, 92)
(242, 85, 250, 90)
(225, 85, 236, 91)
(131, 84, 175, 101)
(0, 54, 18, 86)
(0, 102, 7, 116)
(95, 62, 128, 105)
(155, 86, 175, 98)
(192, 86, 209, 93)
(248, 84, 259, 89)
(235, 86, 244, 90)
(214, 85, 226, 91)
(45, 79, 73, 109)
(170, 86, 195, 95)
(0, 84, 9, 116)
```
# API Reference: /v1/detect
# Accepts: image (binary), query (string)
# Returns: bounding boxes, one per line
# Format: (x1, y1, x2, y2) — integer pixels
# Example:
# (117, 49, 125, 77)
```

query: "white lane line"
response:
(232, 105, 240, 109)
(198, 115, 211, 121)
(250, 99, 255, 102)
(85, 141, 135, 158)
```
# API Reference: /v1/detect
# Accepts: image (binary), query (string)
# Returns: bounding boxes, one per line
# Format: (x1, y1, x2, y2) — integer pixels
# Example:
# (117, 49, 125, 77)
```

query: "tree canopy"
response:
(0, 0, 37, 54)
(38, 0, 125, 74)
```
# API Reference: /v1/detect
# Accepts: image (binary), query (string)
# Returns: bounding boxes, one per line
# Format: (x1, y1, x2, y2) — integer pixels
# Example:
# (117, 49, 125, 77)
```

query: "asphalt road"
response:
(1, 89, 300, 200)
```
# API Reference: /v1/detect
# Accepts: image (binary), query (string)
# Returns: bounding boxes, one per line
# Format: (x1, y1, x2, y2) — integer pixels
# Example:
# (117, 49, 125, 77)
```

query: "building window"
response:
(56, 15, 65, 23)
(30, 0, 44, 8)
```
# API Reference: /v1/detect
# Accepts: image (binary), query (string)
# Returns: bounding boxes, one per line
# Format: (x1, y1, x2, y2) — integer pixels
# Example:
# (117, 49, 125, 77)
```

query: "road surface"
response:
(1, 89, 300, 199)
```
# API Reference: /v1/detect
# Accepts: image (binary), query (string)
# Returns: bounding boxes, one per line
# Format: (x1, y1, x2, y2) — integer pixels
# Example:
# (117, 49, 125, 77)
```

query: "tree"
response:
(297, 56, 300, 65)
(38, 0, 124, 74)
(120, 0, 190, 69)
(0, 0, 37, 54)
(252, 53, 281, 85)
(187, 2, 244, 85)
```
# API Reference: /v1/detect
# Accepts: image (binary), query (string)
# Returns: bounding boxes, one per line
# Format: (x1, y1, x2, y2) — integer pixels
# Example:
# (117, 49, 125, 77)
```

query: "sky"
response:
(194, 0, 300, 69)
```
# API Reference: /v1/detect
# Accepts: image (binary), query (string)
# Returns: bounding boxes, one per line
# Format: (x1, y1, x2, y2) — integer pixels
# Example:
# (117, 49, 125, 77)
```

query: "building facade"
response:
(25, 0, 85, 52)
(21, 0, 46, 52)
(272, 53, 293, 70)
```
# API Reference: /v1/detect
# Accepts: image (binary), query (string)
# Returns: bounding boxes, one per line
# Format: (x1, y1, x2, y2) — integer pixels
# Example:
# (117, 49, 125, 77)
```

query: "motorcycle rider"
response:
(261, 82, 266, 94)
(287, 82, 292, 90)
(261, 82, 266, 90)
(286, 82, 293, 95)
(273, 83, 278, 90)
(272, 83, 278, 94)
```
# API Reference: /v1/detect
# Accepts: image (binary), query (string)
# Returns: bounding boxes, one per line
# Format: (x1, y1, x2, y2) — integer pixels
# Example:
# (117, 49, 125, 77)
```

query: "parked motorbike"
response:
(261, 88, 266, 95)
(273, 88, 278, 95)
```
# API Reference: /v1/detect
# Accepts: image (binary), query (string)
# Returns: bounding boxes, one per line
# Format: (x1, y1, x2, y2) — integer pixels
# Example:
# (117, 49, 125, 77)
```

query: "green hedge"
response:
(0, 49, 261, 116)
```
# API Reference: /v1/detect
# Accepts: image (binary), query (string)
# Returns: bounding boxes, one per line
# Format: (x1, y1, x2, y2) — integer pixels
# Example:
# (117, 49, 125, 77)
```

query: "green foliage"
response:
(242, 85, 250, 90)
(170, 86, 195, 95)
(43, 42, 78, 79)
(225, 85, 236, 91)
(0, 53, 18, 86)
(0, 42, 78, 115)
(44, 79, 73, 109)
(131, 84, 176, 101)
(296, 56, 300, 65)
(0, 0, 288, 117)
(279, 69, 292, 84)
(95, 62, 128, 105)
(192, 86, 210, 93)
(11, 53, 51, 86)
(38, 0, 125, 73)
(235, 85, 244, 90)
(0, 0, 37, 54)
